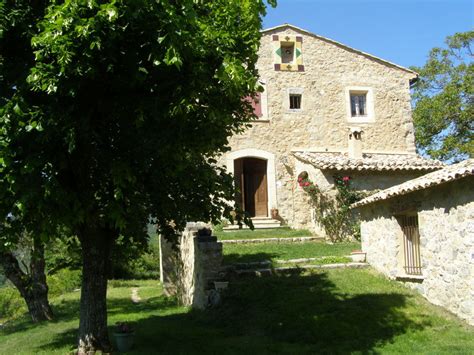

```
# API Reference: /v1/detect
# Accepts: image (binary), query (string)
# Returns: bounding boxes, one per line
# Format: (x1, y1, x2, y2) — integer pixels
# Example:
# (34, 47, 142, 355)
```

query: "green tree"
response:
(411, 31, 474, 162)
(0, 231, 54, 322)
(0, 0, 274, 352)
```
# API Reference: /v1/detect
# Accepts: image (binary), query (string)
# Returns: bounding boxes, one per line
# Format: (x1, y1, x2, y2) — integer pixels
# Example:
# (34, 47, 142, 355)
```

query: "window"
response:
(350, 93, 367, 117)
(281, 42, 294, 64)
(289, 94, 301, 109)
(398, 214, 422, 276)
(346, 87, 374, 122)
(272, 35, 304, 72)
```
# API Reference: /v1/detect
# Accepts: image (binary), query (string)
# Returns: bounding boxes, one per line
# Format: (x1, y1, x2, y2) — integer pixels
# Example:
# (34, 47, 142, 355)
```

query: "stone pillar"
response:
(159, 223, 223, 309)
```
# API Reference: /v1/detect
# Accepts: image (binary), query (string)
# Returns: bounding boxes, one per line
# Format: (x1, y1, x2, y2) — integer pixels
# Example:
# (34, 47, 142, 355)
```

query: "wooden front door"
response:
(234, 158, 268, 217)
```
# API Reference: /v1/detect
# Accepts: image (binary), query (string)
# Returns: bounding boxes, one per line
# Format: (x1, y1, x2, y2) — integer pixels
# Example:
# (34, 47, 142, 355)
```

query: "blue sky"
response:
(263, 0, 473, 68)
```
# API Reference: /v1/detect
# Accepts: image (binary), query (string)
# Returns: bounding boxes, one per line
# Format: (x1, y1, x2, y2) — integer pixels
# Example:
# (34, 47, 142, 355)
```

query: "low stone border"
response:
(220, 236, 324, 244)
(234, 262, 368, 277)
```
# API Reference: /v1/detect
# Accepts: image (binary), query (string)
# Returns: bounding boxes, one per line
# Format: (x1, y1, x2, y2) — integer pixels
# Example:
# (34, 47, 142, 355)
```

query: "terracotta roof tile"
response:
(351, 159, 474, 208)
(293, 151, 444, 172)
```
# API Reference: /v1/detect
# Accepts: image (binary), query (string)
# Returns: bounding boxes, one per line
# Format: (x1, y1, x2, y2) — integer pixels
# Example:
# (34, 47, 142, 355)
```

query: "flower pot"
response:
(114, 332, 135, 353)
(271, 208, 279, 219)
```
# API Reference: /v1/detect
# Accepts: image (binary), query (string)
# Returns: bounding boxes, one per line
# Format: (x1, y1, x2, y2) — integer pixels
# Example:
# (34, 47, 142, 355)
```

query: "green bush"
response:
(110, 236, 160, 279)
(0, 285, 25, 321)
(47, 268, 82, 297)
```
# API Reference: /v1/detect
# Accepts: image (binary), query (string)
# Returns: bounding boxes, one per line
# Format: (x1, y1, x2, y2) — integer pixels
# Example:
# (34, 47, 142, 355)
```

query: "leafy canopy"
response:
(0, 0, 275, 243)
(411, 31, 473, 162)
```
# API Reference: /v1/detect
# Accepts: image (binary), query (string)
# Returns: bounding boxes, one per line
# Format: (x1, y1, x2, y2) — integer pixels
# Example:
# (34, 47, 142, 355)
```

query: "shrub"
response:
(47, 269, 82, 297)
(109, 234, 160, 280)
(0, 285, 25, 320)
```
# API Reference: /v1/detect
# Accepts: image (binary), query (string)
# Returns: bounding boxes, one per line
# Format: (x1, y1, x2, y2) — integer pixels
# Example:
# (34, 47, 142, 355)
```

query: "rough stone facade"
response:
(159, 224, 223, 309)
(356, 177, 474, 325)
(220, 24, 437, 231)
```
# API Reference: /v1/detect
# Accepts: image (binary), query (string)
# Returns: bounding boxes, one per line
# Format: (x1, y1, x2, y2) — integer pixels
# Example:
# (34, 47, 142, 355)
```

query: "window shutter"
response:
(252, 92, 263, 117)
(244, 93, 263, 118)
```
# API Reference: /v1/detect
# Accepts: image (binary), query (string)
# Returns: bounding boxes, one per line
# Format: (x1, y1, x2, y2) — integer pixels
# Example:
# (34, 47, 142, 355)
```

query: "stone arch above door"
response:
(226, 149, 277, 217)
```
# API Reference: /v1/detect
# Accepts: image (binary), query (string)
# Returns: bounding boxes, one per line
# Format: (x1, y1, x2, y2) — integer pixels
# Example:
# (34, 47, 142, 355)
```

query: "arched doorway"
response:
(234, 157, 268, 217)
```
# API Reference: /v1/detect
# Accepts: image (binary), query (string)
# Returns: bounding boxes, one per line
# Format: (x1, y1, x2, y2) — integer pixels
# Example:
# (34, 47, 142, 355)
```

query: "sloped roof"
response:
(352, 159, 474, 208)
(293, 151, 444, 172)
(262, 24, 418, 78)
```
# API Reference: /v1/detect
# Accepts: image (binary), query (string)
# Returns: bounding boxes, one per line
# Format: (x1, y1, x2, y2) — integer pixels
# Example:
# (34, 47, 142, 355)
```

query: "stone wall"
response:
(221, 25, 420, 230)
(358, 177, 474, 325)
(159, 224, 223, 309)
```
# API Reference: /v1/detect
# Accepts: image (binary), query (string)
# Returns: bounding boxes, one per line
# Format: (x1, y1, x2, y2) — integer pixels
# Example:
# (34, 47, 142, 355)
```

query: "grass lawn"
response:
(223, 241, 360, 265)
(1, 270, 473, 354)
(214, 227, 313, 240)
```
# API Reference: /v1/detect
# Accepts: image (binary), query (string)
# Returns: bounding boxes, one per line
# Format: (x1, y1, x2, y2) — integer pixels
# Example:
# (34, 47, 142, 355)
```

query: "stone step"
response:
(220, 236, 323, 244)
(223, 217, 282, 231)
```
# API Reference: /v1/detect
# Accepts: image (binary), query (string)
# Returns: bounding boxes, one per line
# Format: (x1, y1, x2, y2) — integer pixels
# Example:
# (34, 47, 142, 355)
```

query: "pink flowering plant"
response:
(115, 322, 134, 334)
(297, 172, 365, 242)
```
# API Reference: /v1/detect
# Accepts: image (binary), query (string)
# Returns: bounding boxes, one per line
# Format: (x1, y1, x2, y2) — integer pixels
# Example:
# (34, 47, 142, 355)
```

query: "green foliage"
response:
(47, 268, 82, 297)
(0, 268, 82, 321)
(44, 236, 82, 275)
(0, 285, 24, 321)
(411, 31, 474, 162)
(109, 234, 160, 280)
(298, 173, 366, 242)
(0, 0, 276, 245)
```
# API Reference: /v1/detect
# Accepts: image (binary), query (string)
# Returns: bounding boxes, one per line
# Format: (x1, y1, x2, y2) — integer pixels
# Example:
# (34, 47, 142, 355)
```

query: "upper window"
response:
(289, 94, 301, 109)
(350, 93, 367, 117)
(272, 35, 304, 72)
(346, 87, 374, 123)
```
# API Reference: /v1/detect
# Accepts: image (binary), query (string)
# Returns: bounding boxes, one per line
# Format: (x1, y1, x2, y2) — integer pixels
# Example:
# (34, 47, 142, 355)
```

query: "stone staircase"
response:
(223, 217, 282, 231)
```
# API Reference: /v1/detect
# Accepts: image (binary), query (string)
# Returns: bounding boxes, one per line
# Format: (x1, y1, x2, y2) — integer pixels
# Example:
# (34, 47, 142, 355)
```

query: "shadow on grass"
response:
(126, 273, 430, 354)
(223, 252, 278, 265)
(8, 272, 431, 354)
(34, 294, 178, 353)
(137, 273, 429, 354)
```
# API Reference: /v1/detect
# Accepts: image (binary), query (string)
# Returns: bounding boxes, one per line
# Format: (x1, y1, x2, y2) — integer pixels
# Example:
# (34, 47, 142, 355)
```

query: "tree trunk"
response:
(77, 225, 116, 354)
(0, 239, 54, 322)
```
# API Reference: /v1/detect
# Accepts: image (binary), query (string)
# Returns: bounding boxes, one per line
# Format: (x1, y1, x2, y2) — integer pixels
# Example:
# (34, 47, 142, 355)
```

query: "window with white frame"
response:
(346, 87, 374, 123)
(287, 87, 304, 112)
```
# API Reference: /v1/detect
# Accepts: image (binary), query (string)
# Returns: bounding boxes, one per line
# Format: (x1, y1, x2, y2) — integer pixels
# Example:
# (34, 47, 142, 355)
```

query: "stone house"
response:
(221, 24, 443, 231)
(352, 159, 474, 325)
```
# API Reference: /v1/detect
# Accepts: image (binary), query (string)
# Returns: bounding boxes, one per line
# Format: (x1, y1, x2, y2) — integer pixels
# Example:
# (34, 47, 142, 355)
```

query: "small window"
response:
(281, 42, 294, 64)
(289, 94, 301, 109)
(399, 214, 422, 276)
(350, 93, 367, 117)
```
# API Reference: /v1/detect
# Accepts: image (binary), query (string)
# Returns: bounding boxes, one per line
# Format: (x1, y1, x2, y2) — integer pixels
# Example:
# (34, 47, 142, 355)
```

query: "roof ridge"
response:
(262, 23, 418, 77)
